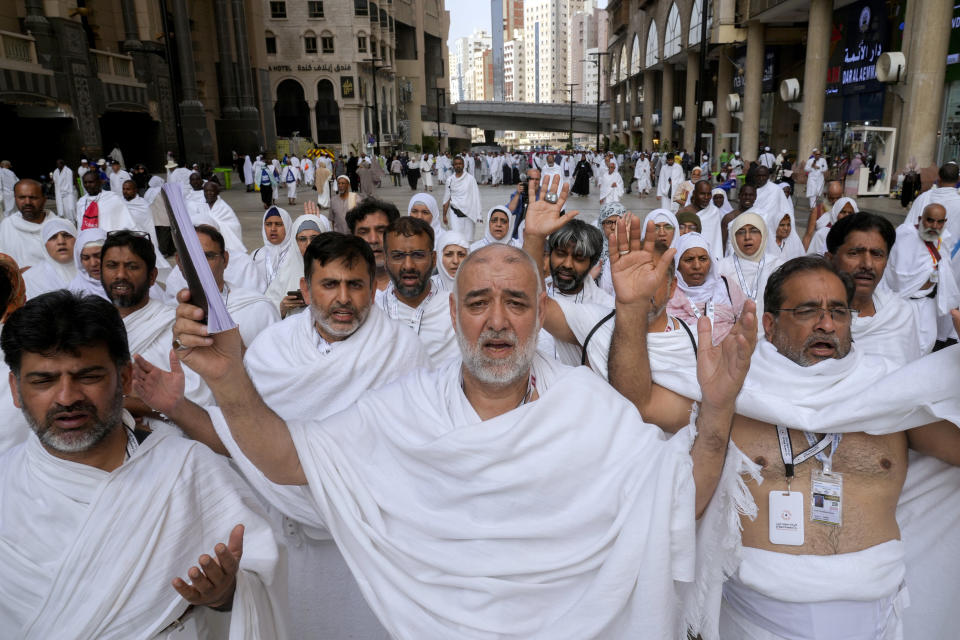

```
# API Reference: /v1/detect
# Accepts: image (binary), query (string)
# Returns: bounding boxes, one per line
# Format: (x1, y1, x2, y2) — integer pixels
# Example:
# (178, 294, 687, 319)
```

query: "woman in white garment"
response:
(144, 176, 164, 204)
(68, 227, 108, 300)
(807, 197, 858, 256)
(251, 206, 294, 300)
(719, 212, 781, 324)
(710, 188, 733, 215)
(23, 218, 78, 299)
(470, 206, 522, 252)
(435, 230, 470, 291)
(420, 154, 434, 192)
(273, 213, 331, 318)
(407, 193, 443, 250)
(667, 232, 747, 344)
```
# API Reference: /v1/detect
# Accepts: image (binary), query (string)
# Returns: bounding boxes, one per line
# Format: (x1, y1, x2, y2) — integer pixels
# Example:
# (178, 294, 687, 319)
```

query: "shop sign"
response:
(268, 63, 353, 73)
(732, 48, 776, 96)
(341, 76, 355, 99)
(826, 0, 889, 96)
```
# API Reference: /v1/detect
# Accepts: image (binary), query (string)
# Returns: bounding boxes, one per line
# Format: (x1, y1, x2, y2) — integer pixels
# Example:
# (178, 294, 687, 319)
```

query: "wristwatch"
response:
(545, 193, 558, 204)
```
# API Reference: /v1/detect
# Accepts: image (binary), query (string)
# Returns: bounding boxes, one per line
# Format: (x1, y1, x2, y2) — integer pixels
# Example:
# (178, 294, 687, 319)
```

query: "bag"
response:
(451, 206, 467, 218)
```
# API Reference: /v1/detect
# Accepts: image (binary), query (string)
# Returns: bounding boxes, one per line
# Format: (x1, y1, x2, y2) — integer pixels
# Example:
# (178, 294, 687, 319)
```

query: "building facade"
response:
(606, 0, 952, 174)
(0, 0, 269, 176)
(263, 0, 450, 155)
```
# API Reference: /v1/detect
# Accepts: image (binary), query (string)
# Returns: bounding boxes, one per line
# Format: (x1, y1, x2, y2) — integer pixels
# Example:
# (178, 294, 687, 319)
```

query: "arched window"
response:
(275, 79, 310, 137)
(316, 79, 341, 143)
(689, 1, 712, 46)
(609, 54, 617, 86)
(304, 30, 317, 55)
(320, 31, 334, 54)
(265, 31, 277, 55)
(619, 44, 627, 81)
(664, 4, 682, 58)
(645, 20, 659, 67)
(357, 31, 368, 53)
(630, 33, 641, 74)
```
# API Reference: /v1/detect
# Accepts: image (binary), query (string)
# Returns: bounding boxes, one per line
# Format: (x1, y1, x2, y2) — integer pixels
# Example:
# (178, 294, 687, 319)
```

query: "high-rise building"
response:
(522, 0, 590, 104)
(568, 8, 600, 103)
(502, 0, 525, 37)
(504, 31, 525, 102)
(449, 29, 490, 103)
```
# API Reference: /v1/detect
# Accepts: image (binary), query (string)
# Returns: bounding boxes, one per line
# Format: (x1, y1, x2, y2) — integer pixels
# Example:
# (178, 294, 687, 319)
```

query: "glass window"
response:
(305, 36, 317, 54)
(308, 1, 324, 18)
(266, 34, 277, 54)
(358, 35, 367, 52)
(321, 35, 334, 53)
(269, 1, 286, 19)
(354, 0, 368, 16)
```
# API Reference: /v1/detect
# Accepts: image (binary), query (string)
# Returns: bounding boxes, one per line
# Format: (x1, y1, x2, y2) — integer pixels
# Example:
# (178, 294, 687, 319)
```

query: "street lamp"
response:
(433, 87, 446, 155)
(364, 57, 390, 156)
(564, 82, 579, 150)
(584, 51, 610, 151)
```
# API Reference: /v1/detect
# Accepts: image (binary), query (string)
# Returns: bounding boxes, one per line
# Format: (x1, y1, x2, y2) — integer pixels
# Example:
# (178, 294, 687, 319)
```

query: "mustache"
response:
(804, 331, 840, 350)
(479, 329, 518, 346)
(47, 400, 97, 422)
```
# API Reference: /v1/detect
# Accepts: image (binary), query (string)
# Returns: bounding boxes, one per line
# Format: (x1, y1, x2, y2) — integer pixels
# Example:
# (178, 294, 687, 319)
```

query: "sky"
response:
(445, 1, 608, 51)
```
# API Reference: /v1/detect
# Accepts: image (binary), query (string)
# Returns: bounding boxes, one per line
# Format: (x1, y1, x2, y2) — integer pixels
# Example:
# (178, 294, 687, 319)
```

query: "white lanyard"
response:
(733, 255, 765, 300)
(775, 425, 834, 491)
(803, 431, 842, 475)
(689, 299, 715, 325)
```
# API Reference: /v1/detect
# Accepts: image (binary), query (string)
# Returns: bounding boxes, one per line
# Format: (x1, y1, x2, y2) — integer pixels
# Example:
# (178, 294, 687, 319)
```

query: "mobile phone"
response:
(286, 290, 304, 301)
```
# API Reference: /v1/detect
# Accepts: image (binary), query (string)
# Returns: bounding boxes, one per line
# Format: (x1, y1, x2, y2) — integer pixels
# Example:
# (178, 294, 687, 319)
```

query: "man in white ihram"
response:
(53, 159, 77, 219)
(804, 149, 829, 209)
(657, 154, 685, 211)
(137, 232, 427, 639)
(0, 291, 285, 639)
(441, 155, 482, 238)
(170, 176, 760, 639)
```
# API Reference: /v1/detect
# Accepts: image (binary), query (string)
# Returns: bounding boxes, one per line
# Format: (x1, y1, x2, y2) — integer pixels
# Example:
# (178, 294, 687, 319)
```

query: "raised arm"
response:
(172, 291, 305, 485)
(607, 217, 691, 431)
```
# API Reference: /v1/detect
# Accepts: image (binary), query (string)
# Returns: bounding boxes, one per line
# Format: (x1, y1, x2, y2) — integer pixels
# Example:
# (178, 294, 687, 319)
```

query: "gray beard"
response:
(919, 227, 941, 243)
(456, 314, 539, 388)
(23, 385, 124, 454)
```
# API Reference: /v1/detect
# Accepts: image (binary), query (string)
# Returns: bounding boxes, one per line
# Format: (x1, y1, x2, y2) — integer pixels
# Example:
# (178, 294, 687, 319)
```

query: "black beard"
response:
(105, 277, 150, 309)
(390, 268, 430, 299)
(550, 266, 586, 293)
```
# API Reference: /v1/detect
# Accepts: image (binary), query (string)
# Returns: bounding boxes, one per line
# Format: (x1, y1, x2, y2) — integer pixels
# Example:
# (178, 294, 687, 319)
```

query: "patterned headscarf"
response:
(0, 253, 26, 323)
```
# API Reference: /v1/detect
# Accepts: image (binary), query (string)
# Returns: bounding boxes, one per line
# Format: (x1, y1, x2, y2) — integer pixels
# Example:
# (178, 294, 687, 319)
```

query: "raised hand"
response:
(303, 200, 320, 217)
(132, 351, 185, 416)
(172, 524, 244, 610)
(522, 174, 575, 238)
(608, 215, 676, 306)
(172, 289, 244, 386)
(696, 300, 757, 410)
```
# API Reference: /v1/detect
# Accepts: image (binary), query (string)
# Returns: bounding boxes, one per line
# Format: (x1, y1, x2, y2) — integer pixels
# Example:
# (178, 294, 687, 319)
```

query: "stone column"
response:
(684, 50, 699, 151)
(899, 0, 952, 169)
(642, 70, 655, 149)
(741, 21, 764, 163)
(171, 0, 201, 105)
(231, 0, 257, 113)
(797, 0, 830, 159)
(23, 0, 54, 55)
(308, 101, 319, 144)
(214, 0, 240, 117)
(715, 46, 732, 159)
(661, 63, 674, 149)
(120, 0, 142, 51)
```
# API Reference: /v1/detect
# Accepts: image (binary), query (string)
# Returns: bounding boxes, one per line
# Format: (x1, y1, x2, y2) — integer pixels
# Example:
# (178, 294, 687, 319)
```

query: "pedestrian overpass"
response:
(450, 100, 611, 134)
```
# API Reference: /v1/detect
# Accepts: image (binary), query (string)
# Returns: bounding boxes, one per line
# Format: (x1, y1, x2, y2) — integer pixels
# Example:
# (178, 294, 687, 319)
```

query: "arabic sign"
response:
(826, 0, 889, 95)
(268, 63, 353, 73)
(341, 76, 355, 99)
(732, 48, 776, 96)
(947, 2, 960, 82)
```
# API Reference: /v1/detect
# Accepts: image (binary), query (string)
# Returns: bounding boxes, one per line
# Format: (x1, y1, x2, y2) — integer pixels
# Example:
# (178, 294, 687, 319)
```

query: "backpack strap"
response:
(676, 317, 698, 359)
(580, 308, 617, 366)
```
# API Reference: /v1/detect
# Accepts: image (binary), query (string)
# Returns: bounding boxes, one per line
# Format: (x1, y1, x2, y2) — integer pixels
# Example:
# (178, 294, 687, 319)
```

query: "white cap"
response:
(764, 146, 770, 151)
(812, 148, 820, 153)
(735, 151, 741, 156)
(781, 149, 787, 153)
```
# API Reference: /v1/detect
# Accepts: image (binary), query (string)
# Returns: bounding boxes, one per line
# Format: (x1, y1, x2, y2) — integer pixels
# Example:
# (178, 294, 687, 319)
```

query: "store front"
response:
(938, 3, 960, 165)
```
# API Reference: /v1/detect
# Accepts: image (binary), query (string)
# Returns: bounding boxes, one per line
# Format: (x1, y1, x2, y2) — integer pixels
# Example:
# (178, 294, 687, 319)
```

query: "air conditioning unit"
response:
(621, 120, 629, 130)
(876, 52, 906, 83)
(672, 106, 683, 120)
(612, 123, 619, 132)
(701, 101, 714, 117)
(779, 78, 800, 102)
(651, 113, 660, 126)
(633, 116, 642, 128)
(727, 93, 741, 112)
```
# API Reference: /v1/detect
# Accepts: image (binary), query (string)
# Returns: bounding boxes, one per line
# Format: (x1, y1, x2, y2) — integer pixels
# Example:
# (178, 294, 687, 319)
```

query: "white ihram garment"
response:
(53, 166, 77, 218)
(442, 171, 481, 237)
(377, 283, 458, 366)
(0, 210, 56, 268)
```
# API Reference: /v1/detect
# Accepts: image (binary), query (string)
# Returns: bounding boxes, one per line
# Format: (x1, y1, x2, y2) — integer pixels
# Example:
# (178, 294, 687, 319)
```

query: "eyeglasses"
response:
(388, 250, 430, 262)
(106, 230, 151, 241)
(653, 223, 675, 232)
(772, 307, 858, 324)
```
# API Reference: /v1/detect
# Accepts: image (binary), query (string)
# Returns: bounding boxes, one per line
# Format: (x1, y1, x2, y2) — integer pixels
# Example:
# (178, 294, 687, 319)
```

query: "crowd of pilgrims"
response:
(0, 140, 958, 637)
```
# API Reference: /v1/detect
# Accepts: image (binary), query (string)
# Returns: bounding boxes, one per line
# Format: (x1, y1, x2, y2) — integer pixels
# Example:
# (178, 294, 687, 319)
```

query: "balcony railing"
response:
(91, 49, 136, 82)
(0, 30, 50, 74)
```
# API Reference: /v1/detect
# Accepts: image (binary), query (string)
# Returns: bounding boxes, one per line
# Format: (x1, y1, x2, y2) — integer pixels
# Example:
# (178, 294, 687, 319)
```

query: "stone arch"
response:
(315, 79, 341, 144)
(630, 33, 641, 75)
(274, 78, 310, 138)
(664, 3, 682, 58)
(645, 20, 659, 67)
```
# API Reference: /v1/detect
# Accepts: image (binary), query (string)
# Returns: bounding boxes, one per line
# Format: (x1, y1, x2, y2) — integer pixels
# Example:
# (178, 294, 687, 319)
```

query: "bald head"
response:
(826, 181, 843, 204)
(920, 203, 947, 240)
(453, 244, 542, 301)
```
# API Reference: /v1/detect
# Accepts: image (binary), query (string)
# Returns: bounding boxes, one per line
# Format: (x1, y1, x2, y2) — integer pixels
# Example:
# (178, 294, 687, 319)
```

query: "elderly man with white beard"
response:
(167, 175, 762, 639)
(598, 160, 624, 205)
(608, 223, 960, 639)
(903, 163, 960, 234)
(137, 232, 428, 640)
(885, 203, 960, 351)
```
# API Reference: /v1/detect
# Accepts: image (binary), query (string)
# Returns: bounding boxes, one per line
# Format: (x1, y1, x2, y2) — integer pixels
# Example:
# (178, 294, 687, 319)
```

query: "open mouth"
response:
(807, 340, 836, 358)
(483, 339, 515, 356)
(52, 411, 90, 430)
(110, 282, 132, 295)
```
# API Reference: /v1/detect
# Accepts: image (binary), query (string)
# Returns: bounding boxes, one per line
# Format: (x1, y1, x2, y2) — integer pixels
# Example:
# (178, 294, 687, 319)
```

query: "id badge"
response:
(811, 469, 843, 526)
(769, 490, 805, 546)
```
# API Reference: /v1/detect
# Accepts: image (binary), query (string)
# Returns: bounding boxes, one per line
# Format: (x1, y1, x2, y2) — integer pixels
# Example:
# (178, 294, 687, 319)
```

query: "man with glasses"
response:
(377, 216, 457, 365)
(100, 230, 213, 407)
(608, 237, 960, 639)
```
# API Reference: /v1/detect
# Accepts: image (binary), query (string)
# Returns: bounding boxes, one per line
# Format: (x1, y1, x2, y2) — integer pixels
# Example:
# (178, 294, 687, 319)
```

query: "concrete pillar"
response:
(684, 50, 699, 152)
(120, 0, 142, 50)
(642, 70, 655, 150)
(715, 46, 732, 160)
(741, 21, 764, 163)
(661, 63, 674, 149)
(308, 101, 318, 144)
(231, 0, 257, 113)
(899, 0, 952, 169)
(797, 0, 830, 160)
(213, 0, 240, 117)
(171, 0, 201, 104)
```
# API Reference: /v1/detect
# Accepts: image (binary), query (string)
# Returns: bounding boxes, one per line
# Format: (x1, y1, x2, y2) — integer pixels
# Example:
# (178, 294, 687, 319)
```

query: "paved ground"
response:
(216, 174, 911, 252)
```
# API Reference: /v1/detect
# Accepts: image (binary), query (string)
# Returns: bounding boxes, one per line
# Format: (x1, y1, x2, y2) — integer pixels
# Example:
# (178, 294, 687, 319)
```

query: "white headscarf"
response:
(407, 193, 443, 249)
(68, 227, 108, 299)
(828, 197, 859, 225)
(24, 218, 79, 297)
(673, 232, 728, 305)
(472, 206, 521, 250)
(265, 213, 331, 305)
(436, 230, 471, 289)
(144, 176, 164, 204)
(779, 182, 794, 217)
(640, 208, 679, 250)
(257, 206, 294, 286)
(711, 188, 733, 214)
(727, 211, 768, 261)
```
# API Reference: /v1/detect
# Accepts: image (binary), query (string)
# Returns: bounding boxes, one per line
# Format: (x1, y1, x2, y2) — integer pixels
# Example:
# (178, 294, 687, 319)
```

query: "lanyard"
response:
(689, 299, 714, 325)
(775, 425, 834, 491)
(734, 255, 764, 300)
(925, 237, 942, 266)
(803, 431, 842, 474)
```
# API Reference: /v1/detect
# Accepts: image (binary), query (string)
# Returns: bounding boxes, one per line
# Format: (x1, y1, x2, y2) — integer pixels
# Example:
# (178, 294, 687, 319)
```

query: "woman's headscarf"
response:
(472, 206, 520, 250)
(407, 193, 442, 248)
(673, 232, 728, 305)
(436, 230, 471, 289)
(0, 254, 26, 322)
(257, 206, 294, 286)
(67, 227, 108, 300)
(640, 208, 679, 249)
(24, 218, 78, 298)
(265, 213, 330, 305)
(728, 212, 768, 262)
(828, 197, 859, 225)
(711, 188, 733, 214)
(676, 211, 703, 234)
